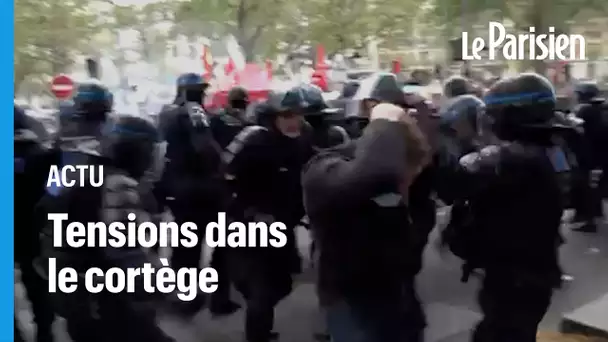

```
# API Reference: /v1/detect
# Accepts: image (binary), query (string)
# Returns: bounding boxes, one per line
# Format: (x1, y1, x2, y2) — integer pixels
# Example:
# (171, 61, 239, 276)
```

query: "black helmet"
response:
(482, 73, 559, 139)
(251, 101, 275, 127)
(227, 86, 249, 109)
(574, 81, 602, 103)
(175, 72, 209, 105)
(267, 84, 326, 114)
(439, 94, 484, 139)
(101, 114, 159, 179)
(352, 73, 404, 104)
(444, 75, 472, 98)
(72, 79, 113, 121)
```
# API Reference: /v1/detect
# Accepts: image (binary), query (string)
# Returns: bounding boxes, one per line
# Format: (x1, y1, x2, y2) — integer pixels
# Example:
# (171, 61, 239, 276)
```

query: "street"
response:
(15, 208, 608, 342)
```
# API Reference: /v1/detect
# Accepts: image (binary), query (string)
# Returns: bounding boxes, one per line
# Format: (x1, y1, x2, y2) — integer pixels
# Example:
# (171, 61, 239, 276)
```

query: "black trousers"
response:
(65, 293, 174, 342)
(209, 246, 233, 305)
(168, 202, 213, 271)
(15, 239, 54, 342)
(235, 271, 292, 342)
(571, 169, 602, 220)
(472, 277, 552, 342)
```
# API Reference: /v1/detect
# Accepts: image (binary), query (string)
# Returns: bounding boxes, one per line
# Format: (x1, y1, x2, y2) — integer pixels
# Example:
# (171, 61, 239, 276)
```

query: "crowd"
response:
(14, 70, 607, 342)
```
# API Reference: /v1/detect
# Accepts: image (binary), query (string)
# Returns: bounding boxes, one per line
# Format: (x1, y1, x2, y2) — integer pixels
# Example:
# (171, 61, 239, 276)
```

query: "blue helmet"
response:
(439, 94, 484, 139)
(175, 73, 209, 104)
(177, 72, 206, 87)
(482, 73, 561, 140)
(72, 79, 113, 119)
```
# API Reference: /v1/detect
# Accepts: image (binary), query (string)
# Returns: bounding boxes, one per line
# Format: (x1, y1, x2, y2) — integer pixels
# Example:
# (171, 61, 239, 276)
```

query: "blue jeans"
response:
(325, 284, 425, 342)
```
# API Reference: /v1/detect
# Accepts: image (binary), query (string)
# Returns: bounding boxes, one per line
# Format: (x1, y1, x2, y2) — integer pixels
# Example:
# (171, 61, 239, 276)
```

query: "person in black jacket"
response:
(207, 86, 250, 316)
(223, 85, 316, 342)
(452, 74, 564, 342)
(209, 86, 250, 149)
(14, 105, 56, 342)
(157, 76, 224, 316)
(302, 103, 431, 342)
(570, 81, 607, 233)
(39, 114, 177, 342)
(301, 85, 350, 150)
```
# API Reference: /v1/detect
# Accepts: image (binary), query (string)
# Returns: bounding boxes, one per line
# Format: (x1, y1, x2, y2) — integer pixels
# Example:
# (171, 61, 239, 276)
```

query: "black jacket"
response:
(225, 127, 315, 275)
(457, 143, 563, 286)
(209, 108, 249, 149)
(302, 119, 412, 300)
(14, 139, 57, 261)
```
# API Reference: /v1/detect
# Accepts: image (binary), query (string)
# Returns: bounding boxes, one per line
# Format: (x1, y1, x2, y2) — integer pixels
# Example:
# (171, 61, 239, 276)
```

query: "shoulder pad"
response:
(222, 125, 268, 165)
(480, 145, 500, 157)
(330, 125, 351, 144)
(458, 152, 481, 171)
(459, 145, 500, 172)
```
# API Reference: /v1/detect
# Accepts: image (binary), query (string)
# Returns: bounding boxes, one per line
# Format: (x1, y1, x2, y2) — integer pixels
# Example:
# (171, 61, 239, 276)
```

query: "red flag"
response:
(265, 60, 272, 81)
(311, 70, 328, 92)
(224, 58, 236, 76)
(201, 45, 213, 80)
(391, 59, 401, 74)
(315, 44, 327, 70)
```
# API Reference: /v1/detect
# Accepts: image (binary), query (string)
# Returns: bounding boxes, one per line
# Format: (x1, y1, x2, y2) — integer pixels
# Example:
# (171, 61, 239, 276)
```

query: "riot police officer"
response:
(571, 81, 607, 232)
(14, 105, 56, 342)
(448, 74, 564, 342)
(58, 79, 113, 144)
(39, 114, 175, 342)
(223, 85, 316, 342)
(209, 86, 250, 149)
(156, 73, 222, 315)
(300, 84, 350, 150)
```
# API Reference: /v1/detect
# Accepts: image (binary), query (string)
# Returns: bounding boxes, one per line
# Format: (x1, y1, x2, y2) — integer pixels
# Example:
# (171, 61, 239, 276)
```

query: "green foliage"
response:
(15, 0, 100, 89)
(428, 0, 608, 33)
(175, 0, 421, 59)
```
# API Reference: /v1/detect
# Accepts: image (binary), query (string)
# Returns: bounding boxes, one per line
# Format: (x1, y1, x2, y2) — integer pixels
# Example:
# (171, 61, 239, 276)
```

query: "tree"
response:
(174, 0, 292, 61)
(110, 2, 179, 62)
(14, 0, 100, 90)
(427, 0, 608, 72)
(174, 0, 420, 61)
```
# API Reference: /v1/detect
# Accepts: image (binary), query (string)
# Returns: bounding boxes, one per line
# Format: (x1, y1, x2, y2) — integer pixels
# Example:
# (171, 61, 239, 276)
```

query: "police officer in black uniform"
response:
(570, 81, 607, 232)
(301, 84, 350, 150)
(57, 79, 113, 145)
(445, 74, 564, 342)
(155, 73, 223, 315)
(39, 114, 175, 342)
(14, 105, 56, 342)
(210, 86, 250, 149)
(223, 85, 316, 342)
